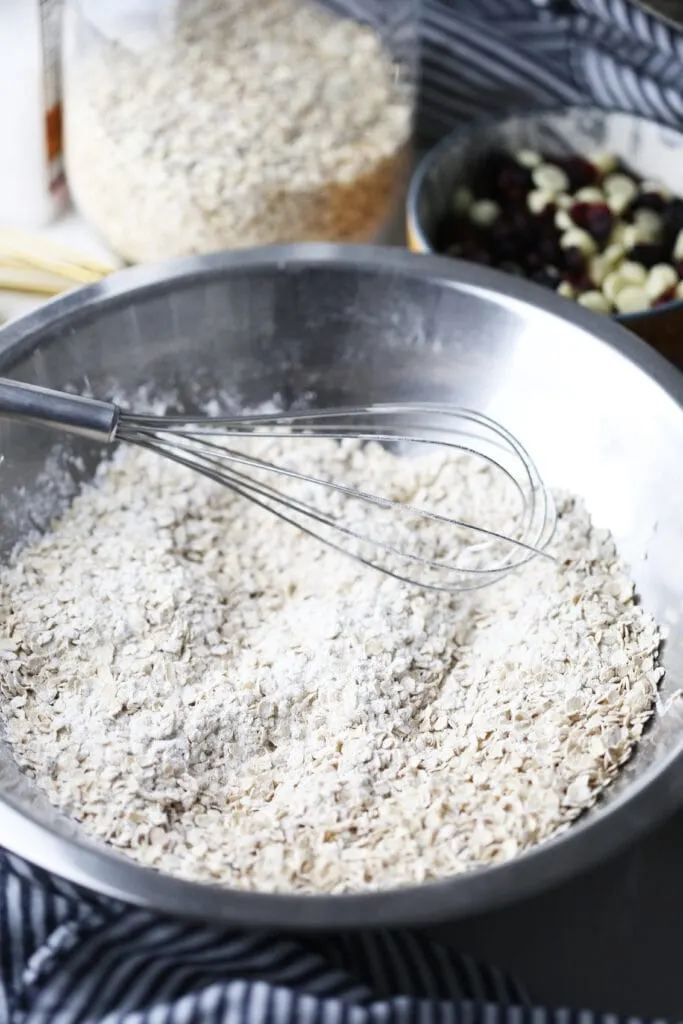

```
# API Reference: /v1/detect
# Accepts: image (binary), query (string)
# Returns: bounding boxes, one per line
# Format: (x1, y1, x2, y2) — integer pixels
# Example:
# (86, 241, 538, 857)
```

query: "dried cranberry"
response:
(496, 164, 533, 204)
(562, 246, 586, 275)
(489, 221, 521, 261)
(662, 198, 683, 242)
(536, 234, 562, 266)
(626, 243, 666, 269)
(653, 286, 678, 307)
(474, 150, 514, 198)
(525, 251, 544, 272)
(510, 210, 535, 238)
(675, 260, 683, 278)
(570, 201, 613, 244)
(537, 202, 557, 223)
(633, 192, 666, 214)
(434, 214, 470, 253)
(566, 270, 593, 292)
(555, 155, 598, 191)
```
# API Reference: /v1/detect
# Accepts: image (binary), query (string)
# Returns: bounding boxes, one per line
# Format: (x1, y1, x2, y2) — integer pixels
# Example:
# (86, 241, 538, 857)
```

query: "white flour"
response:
(0, 435, 662, 893)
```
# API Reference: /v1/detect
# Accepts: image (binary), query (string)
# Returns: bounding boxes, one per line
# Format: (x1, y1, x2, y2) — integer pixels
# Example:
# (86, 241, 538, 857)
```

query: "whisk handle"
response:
(0, 378, 119, 443)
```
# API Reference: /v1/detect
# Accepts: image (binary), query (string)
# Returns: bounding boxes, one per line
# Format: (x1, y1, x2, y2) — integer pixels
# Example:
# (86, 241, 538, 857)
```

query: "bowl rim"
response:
(2, 242, 683, 929)
(406, 104, 683, 324)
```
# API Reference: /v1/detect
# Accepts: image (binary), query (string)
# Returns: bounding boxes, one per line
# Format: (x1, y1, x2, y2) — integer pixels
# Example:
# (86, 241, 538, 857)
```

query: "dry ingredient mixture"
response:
(0, 433, 663, 894)
(65, 0, 413, 262)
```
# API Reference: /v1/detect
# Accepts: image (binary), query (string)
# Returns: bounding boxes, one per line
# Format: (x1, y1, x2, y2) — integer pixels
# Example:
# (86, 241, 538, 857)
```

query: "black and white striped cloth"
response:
(2, 1, 683, 1021)
(0, 849, 668, 1024)
(418, 0, 683, 141)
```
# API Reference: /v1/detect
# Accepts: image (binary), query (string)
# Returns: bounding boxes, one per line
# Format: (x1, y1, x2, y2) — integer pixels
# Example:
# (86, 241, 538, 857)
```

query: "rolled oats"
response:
(65, 0, 413, 262)
(0, 433, 663, 893)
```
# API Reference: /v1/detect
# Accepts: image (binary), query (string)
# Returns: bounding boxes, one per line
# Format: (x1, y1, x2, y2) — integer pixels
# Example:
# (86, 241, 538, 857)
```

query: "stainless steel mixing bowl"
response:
(2, 244, 683, 930)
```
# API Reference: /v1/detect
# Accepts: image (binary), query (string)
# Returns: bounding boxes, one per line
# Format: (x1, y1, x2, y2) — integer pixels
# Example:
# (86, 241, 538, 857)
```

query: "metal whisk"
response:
(0, 378, 556, 592)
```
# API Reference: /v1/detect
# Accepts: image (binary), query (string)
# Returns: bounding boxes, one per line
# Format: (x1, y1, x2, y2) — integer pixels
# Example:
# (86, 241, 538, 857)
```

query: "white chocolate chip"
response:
(633, 209, 662, 241)
(469, 199, 500, 227)
(614, 285, 651, 314)
(677, 281, 683, 300)
(556, 193, 573, 210)
(560, 227, 596, 257)
(602, 243, 625, 269)
(453, 186, 473, 214)
(554, 209, 573, 231)
(607, 192, 637, 217)
(622, 225, 640, 250)
(645, 263, 678, 301)
(673, 229, 683, 262)
(575, 186, 604, 203)
(578, 290, 611, 314)
(604, 172, 637, 196)
(589, 254, 610, 287)
(532, 163, 570, 196)
(591, 151, 617, 175)
(619, 260, 647, 285)
(610, 223, 627, 247)
(557, 280, 575, 299)
(604, 173, 638, 215)
(602, 270, 626, 303)
(527, 189, 554, 215)
(516, 148, 541, 168)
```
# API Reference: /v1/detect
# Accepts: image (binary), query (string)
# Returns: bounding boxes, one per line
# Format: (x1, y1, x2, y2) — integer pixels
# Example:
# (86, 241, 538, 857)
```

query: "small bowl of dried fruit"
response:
(407, 107, 683, 362)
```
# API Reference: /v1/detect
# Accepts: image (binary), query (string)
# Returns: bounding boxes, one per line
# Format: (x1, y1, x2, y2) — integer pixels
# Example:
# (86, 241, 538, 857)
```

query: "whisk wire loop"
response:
(0, 379, 556, 593)
(127, 428, 541, 575)
(117, 404, 556, 592)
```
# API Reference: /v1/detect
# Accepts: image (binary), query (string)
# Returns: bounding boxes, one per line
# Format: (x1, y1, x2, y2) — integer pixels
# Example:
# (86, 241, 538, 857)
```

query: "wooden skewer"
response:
(1, 253, 104, 286)
(0, 226, 116, 278)
(0, 226, 116, 299)
(0, 272, 74, 296)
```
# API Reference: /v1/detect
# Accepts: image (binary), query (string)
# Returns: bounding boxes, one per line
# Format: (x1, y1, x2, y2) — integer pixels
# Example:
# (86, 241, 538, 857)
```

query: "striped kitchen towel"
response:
(418, 0, 683, 140)
(0, 849, 670, 1024)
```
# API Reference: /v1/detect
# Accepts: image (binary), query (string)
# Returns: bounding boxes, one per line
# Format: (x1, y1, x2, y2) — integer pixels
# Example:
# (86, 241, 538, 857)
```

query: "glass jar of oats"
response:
(62, 0, 417, 263)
